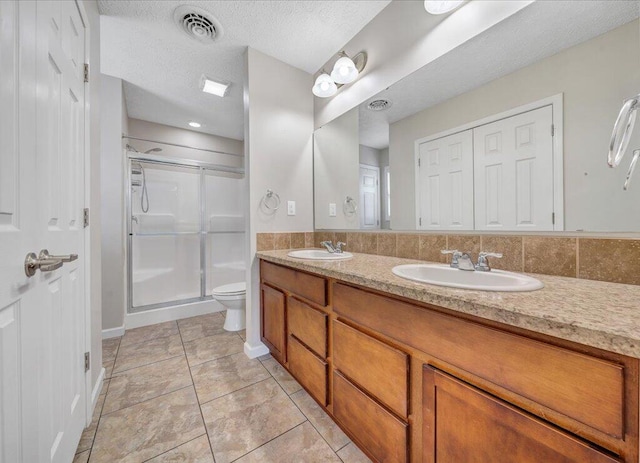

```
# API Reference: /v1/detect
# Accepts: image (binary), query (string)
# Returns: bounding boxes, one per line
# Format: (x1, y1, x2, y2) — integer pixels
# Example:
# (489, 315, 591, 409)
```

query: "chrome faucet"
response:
(475, 252, 503, 272)
(441, 249, 503, 272)
(320, 240, 347, 253)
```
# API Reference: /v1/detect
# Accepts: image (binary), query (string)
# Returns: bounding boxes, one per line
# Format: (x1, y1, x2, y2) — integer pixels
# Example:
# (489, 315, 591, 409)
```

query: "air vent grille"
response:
(174, 6, 223, 44)
(367, 99, 392, 111)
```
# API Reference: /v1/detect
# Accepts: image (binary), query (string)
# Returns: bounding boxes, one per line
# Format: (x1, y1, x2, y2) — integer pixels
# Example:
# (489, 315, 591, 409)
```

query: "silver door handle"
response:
(24, 253, 63, 277)
(38, 249, 78, 262)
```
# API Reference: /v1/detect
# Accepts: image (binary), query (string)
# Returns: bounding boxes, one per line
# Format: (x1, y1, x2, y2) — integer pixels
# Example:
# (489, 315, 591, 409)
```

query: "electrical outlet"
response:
(329, 203, 337, 217)
(287, 201, 296, 216)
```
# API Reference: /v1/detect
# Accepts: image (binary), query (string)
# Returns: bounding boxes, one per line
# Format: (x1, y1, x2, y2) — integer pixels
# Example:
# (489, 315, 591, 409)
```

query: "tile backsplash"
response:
(256, 231, 640, 286)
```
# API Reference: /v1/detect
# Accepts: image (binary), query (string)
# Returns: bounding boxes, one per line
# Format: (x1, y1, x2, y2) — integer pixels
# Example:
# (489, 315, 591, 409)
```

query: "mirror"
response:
(314, 3, 640, 232)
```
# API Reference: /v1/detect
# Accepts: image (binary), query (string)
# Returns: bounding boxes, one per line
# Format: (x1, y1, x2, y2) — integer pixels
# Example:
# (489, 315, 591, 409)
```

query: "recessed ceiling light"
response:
(189, 121, 201, 128)
(424, 0, 464, 15)
(200, 74, 230, 97)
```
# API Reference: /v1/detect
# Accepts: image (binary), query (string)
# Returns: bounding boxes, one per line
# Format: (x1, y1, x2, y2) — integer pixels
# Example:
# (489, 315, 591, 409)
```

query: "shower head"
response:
(144, 148, 163, 154)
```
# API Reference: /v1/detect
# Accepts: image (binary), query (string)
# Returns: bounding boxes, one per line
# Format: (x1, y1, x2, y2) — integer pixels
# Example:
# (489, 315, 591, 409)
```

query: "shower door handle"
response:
(38, 249, 78, 263)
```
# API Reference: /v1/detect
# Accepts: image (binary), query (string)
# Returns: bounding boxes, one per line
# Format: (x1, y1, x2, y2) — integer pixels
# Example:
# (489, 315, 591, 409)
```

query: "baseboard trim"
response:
(244, 341, 269, 359)
(102, 326, 125, 339)
(125, 299, 224, 330)
(90, 367, 105, 414)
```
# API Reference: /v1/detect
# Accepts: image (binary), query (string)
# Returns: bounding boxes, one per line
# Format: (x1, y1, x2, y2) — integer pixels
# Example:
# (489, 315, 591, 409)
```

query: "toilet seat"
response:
(212, 282, 246, 297)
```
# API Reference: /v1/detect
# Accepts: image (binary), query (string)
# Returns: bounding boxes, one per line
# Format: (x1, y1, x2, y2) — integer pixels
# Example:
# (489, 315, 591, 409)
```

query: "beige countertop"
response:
(257, 249, 640, 358)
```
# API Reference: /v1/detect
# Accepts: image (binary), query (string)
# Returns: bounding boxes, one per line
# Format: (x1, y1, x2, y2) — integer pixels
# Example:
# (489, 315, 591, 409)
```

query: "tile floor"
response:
(74, 312, 372, 463)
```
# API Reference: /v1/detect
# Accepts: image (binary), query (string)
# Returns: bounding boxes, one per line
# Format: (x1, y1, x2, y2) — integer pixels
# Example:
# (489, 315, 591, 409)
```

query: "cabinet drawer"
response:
(333, 320, 408, 419)
(333, 371, 408, 463)
(261, 284, 286, 362)
(288, 297, 327, 358)
(288, 335, 327, 406)
(422, 366, 619, 463)
(261, 261, 327, 306)
(334, 283, 625, 439)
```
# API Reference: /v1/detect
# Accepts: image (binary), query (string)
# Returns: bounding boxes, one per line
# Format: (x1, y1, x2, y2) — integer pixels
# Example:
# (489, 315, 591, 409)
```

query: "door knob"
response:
(24, 253, 63, 277)
(38, 249, 78, 262)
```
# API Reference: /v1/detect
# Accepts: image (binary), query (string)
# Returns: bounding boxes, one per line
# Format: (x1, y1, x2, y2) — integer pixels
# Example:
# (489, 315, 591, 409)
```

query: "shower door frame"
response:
(126, 153, 244, 314)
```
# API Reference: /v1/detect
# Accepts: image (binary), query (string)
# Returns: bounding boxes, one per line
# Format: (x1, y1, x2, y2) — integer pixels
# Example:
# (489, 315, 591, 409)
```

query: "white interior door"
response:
(473, 106, 554, 231)
(417, 130, 474, 230)
(359, 165, 380, 229)
(0, 1, 88, 462)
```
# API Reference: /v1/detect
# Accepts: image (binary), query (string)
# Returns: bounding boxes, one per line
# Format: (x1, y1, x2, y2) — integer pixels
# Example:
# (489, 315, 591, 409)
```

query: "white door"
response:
(417, 130, 474, 230)
(359, 165, 380, 229)
(0, 1, 88, 462)
(473, 106, 554, 231)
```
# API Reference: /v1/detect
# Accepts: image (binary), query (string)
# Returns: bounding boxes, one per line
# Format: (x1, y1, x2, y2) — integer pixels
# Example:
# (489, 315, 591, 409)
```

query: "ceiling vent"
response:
(173, 6, 223, 44)
(367, 99, 392, 111)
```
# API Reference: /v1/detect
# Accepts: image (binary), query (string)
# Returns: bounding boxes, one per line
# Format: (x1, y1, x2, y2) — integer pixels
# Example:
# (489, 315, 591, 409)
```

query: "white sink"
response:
(287, 249, 354, 261)
(392, 264, 543, 292)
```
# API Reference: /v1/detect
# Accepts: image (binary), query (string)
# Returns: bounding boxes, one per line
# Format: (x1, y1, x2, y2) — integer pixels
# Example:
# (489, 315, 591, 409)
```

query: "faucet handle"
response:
(441, 249, 461, 268)
(476, 252, 503, 271)
(335, 242, 346, 252)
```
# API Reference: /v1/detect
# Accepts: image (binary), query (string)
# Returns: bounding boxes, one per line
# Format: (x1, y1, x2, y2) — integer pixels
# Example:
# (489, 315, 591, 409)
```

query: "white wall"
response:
(359, 145, 381, 167)
(100, 75, 127, 333)
(244, 48, 314, 358)
(389, 20, 640, 232)
(314, 109, 360, 230)
(314, 0, 533, 129)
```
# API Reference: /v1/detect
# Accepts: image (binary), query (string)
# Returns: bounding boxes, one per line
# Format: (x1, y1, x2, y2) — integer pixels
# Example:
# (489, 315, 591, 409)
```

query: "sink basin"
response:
(392, 264, 543, 292)
(287, 249, 354, 261)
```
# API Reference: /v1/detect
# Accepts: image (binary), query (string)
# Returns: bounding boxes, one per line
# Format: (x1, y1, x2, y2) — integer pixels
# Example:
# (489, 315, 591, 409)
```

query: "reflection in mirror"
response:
(314, 2, 640, 232)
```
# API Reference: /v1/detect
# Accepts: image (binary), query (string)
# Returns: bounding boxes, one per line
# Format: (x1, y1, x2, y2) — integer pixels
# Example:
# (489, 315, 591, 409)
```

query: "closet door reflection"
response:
(204, 171, 245, 295)
(130, 162, 201, 309)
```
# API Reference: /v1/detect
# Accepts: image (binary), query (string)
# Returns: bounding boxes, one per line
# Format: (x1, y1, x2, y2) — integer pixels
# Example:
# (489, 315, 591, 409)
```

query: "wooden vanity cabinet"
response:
(259, 260, 639, 463)
(422, 366, 620, 463)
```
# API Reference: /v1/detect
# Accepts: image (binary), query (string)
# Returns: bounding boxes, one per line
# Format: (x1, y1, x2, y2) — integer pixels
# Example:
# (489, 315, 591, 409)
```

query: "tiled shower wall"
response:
(256, 231, 640, 286)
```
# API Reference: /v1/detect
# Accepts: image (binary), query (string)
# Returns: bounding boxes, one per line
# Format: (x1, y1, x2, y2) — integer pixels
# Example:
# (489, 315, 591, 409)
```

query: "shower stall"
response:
(127, 150, 245, 313)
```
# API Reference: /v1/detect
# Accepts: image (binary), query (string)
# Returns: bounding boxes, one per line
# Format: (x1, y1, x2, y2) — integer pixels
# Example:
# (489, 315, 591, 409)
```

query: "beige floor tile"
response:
(262, 358, 302, 395)
(102, 337, 121, 364)
(120, 321, 179, 348)
(201, 378, 305, 463)
(291, 389, 350, 451)
(113, 334, 184, 374)
(146, 435, 214, 463)
(191, 352, 270, 404)
(234, 422, 341, 463)
(237, 329, 246, 341)
(90, 387, 205, 463)
(76, 387, 107, 453)
(337, 442, 373, 463)
(183, 331, 244, 366)
(103, 360, 115, 380)
(257, 353, 272, 362)
(177, 313, 226, 342)
(104, 355, 193, 414)
(73, 450, 90, 463)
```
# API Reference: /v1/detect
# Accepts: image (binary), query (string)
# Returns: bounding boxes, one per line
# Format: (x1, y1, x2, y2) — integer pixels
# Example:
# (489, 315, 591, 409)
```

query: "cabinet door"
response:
(422, 366, 619, 463)
(261, 284, 286, 362)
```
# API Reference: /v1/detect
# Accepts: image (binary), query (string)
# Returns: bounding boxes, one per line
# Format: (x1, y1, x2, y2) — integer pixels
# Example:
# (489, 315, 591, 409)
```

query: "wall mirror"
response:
(313, 2, 640, 233)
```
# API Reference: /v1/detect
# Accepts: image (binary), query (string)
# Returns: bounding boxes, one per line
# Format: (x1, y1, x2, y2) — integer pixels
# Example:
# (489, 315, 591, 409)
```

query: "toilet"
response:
(212, 282, 246, 331)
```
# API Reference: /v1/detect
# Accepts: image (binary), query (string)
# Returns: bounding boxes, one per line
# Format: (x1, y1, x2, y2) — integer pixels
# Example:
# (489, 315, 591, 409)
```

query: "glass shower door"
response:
(130, 161, 202, 310)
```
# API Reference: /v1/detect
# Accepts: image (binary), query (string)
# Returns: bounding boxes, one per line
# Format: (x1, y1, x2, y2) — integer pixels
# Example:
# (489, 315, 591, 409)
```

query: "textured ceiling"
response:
(359, 1, 640, 150)
(98, 0, 391, 140)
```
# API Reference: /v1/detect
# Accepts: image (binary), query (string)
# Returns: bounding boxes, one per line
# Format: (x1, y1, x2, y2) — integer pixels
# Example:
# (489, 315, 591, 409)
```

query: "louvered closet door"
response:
(417, 130, 474, 230)
(473, 106, 554, 231)
(0, 1, 88, 462)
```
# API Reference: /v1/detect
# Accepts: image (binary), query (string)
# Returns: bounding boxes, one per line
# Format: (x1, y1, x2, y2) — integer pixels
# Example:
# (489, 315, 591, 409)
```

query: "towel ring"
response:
(343, 196, 357, 217)
(262, 189, 281, 212)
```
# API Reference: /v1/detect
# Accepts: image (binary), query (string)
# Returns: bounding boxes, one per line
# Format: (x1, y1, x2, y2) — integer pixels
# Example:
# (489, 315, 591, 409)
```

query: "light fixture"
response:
(200, 74, 230, 97)
(424, 0, 464, 15)
(189, 121, 201, 128)
(312, 51, 367, 98)
(312, 73, 338, 98)
(331, 52, 359, 84)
